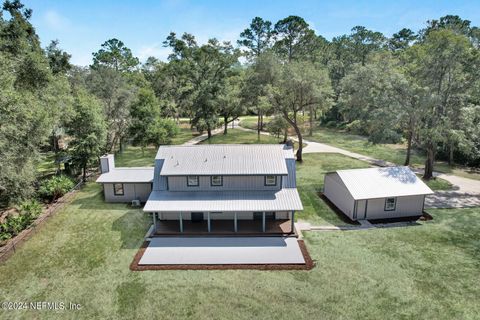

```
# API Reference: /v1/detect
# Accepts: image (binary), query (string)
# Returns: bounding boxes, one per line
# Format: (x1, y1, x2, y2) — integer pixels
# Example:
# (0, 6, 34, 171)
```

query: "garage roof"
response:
(155, 144, 291, 176)
(332, 166, 434, 200)
(96, 167, 154, 183)
(143, 188, 303, 212)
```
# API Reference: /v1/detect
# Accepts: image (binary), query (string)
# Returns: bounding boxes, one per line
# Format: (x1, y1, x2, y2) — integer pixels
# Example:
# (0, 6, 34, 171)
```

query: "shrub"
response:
(0, 199, 43, 242)
(38, 175, 75, 202)
(267, 115, 289, 140)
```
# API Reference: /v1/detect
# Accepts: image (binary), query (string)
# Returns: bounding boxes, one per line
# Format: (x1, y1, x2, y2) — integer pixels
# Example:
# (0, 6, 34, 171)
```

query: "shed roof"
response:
(143, 188, 303, 212)
(96, 167, 154, 183)
(155, 144, 291, 176)
(330, 166, 433, 200)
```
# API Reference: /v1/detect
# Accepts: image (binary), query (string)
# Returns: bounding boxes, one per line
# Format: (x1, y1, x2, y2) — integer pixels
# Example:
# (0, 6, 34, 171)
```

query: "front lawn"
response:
(0, 183, 478, 319)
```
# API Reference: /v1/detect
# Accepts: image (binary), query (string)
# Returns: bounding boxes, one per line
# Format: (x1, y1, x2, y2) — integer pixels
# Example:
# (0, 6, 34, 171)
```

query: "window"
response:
(187, 176, 199, 187)
(113, 183, 124, 196)
(384, 197, 396, 211)
(211, 175, 223, 186)
(265, 175, 277, 186)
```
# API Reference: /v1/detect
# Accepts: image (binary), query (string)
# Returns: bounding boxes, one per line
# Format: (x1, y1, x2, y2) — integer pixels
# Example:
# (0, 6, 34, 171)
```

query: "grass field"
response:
(0, 182, 478, 319)
(200, 128, 282, 145)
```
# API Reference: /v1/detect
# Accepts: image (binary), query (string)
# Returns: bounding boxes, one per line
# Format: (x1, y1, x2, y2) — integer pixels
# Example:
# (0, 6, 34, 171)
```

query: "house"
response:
(96, 154, 154, 202)
(97, 144, 303, 234)
(323, 166, 433, 221)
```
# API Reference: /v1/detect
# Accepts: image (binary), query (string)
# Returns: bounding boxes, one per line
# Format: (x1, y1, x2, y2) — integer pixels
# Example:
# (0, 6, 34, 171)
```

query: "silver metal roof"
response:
(143, 188, 303, 212)
(155, 144, 291, 176)
(96, 167, 154, 183)
(331, 166, 434, 200)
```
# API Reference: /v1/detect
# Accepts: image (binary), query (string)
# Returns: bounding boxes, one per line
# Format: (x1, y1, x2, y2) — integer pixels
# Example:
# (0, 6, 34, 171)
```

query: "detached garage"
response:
(323, 166, 433, 221)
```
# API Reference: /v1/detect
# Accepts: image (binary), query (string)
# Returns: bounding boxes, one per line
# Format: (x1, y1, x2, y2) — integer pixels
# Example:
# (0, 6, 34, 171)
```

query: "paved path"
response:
(236, 124, 480, 208)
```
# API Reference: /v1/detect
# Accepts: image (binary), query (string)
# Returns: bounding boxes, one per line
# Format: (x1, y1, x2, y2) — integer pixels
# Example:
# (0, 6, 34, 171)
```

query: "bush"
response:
(0, 199, 42, 241)
(38, 175, 75, 202)
(267, 115, 289, 139)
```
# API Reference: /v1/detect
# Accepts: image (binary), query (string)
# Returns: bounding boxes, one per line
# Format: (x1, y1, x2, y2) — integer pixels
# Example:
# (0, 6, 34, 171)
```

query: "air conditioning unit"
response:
(131, 199, 141, 207)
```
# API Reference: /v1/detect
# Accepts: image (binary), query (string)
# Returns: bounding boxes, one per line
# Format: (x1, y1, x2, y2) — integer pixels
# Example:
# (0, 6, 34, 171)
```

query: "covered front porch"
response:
(150, 212, 295, 236)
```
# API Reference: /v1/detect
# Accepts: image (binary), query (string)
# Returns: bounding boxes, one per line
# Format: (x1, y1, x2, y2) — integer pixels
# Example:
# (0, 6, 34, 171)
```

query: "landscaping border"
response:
(0, 180, 85, 264)
(129, 239, 314, 271)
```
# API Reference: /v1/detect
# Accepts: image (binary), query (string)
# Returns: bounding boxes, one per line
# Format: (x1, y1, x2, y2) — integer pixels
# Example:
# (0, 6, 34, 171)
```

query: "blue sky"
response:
(24, 0, 480, 66)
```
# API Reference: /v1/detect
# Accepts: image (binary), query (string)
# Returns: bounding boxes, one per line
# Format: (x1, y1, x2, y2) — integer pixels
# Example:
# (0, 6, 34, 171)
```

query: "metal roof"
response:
(143, 188, 303, 212)
(96, 167, 154, 183)
(331, 166, 434, 200)
(155, 144, 291, 176)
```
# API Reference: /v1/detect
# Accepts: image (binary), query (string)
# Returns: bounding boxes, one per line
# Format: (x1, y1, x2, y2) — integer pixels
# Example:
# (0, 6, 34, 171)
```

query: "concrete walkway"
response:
(236, 124, 480, 209)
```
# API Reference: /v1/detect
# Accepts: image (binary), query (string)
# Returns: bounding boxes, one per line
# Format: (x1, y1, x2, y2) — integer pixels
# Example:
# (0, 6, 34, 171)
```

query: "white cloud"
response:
(44, 10, 70, 30)
(136, 44, 172, 62)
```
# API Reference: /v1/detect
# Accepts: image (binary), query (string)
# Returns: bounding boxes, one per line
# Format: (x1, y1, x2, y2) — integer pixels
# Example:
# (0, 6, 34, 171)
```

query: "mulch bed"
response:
(368, 211, 433, 224)
(129, 239, 314, 271)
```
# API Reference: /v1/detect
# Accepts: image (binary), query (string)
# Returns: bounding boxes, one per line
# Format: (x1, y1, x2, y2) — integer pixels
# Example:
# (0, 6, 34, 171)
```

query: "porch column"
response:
(262, 212, 266, 232)
(207, 212, 211, 232)
(179, 212, 183, 232)
(291, 211, 295, 233)
(234, 212, 238, 232)
(153, 212, 157, 232)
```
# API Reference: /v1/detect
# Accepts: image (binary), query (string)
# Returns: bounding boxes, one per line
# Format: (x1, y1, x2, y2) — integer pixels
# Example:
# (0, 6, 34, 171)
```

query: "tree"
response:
(217, 72, 245, 134)
(270, 60, 333, 161)
(146, 118, 178, 148)
(46, 40, 72, 74)
(407, 29, 475, 179)
(273, 15, 316, 62)
(389, 28, 417, 51)
(67, 90, 106, 181)
(164, 33, 239, 138)
(349, 26, 386, 66)
(91, 38, 139, 72)
(237, 17, 273, 59)
(129, 87, 161, 153)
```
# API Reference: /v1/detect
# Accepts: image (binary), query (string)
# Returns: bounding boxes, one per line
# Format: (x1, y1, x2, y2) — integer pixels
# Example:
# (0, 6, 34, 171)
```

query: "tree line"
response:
(1, 0, 479, 208)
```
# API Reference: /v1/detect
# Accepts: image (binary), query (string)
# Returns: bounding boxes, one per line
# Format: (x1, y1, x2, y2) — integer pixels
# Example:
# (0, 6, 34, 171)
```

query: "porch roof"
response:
(143, 188, 303, 212)
(96, 167, 154, 183)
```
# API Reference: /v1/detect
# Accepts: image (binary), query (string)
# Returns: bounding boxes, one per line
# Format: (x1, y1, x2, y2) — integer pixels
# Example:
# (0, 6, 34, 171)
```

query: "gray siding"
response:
(103, 183, 152, 202)
(166, 175, 282, 191)
(158, 211, 290, 220)
(283, 159, 297, 188)
(153, 159, 168, 191)
(323, 173, 355, 219)
(365, 195, 424, 219)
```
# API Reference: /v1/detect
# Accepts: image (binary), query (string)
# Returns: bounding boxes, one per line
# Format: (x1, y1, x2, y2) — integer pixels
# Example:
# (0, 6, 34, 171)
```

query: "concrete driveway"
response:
(139, 237, 305, 265)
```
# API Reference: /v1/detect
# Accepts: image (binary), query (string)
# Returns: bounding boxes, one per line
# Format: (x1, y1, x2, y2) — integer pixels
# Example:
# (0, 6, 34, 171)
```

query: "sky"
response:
(22, 0, 480, 66)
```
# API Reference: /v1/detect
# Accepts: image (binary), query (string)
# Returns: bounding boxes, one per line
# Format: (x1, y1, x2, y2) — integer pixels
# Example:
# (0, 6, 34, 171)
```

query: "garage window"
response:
(113, 183, 124, 196)
(187, 176, 199, 187)
(384, 197, 396, 211)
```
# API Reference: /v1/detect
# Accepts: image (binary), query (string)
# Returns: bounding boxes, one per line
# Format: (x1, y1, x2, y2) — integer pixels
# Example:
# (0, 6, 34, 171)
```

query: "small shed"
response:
(323, 166, 433, 221)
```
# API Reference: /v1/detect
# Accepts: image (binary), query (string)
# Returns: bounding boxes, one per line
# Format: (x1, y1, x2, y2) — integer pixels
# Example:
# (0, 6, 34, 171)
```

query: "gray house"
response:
(97, 144, 303, 234)
(323, 166, 433, 221)
(96, 154, 154, 202)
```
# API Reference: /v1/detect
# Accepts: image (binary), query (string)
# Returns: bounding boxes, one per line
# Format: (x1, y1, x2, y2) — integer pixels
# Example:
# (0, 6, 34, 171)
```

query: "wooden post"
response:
(153, 212, 157, 232)
(234, 212, 238, 232)
(207, 212, 211, 232)
(179, 212, 183, 232)
(291, 211, 295, 233)
(262, 212, 266, 232)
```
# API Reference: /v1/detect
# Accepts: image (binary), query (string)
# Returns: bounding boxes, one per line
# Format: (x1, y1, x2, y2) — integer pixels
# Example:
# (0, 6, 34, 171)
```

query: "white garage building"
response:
(323, 166, 433, 221)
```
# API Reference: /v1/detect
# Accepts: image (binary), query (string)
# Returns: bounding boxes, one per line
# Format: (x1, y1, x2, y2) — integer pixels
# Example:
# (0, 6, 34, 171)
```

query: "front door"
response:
(191, 212, 204, 222)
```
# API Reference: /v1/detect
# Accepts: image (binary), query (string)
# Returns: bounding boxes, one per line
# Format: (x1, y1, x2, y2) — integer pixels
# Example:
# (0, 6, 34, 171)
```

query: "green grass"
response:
(308, 127, 480, 181)
(170, 125, 201, 145)
(200, 128, 282, 145)
(297, 153, 370, 225)
(239, 115, 273, 130)
(36, 152, 59, 177)
(420, 176, 453, 191)
(0, 183, 479, 319)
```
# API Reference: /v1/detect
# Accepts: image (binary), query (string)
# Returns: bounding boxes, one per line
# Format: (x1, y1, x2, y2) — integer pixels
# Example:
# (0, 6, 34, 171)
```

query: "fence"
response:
(0, 178, 88, 264)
